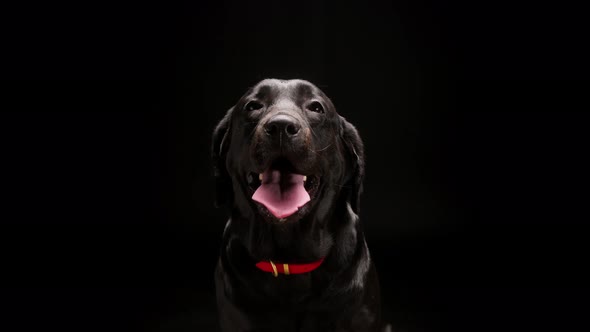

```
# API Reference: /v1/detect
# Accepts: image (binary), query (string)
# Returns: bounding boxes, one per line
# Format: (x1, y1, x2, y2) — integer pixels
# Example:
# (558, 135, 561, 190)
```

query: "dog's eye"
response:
(244, 101, 264, 112)
(306, 101, 324, 114)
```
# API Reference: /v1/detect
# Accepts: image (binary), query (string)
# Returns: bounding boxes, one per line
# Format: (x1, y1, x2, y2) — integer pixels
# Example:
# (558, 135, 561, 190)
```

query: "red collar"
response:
(255, 257, 325, 277)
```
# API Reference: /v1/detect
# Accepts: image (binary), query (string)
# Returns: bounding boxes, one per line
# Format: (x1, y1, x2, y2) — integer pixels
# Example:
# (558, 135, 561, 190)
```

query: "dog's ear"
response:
(340, 116, 365, 214)
(211, 107, 234, 208)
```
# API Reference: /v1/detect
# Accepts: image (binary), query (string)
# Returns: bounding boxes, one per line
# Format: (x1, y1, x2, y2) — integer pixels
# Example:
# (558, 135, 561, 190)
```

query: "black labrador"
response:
(212, 79, 385, 331)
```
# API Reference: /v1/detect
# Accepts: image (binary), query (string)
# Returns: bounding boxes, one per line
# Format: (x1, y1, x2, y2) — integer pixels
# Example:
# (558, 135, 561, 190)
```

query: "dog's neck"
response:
(220, 199, 369, 304)
(224, 196, 360, 266)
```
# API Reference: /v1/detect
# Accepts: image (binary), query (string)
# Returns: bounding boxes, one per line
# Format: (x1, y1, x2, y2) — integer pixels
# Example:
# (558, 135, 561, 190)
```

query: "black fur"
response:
(212, 79, 384, 331)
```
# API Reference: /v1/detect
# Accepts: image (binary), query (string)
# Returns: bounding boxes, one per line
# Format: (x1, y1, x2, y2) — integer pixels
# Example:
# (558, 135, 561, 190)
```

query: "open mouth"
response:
(247, 159, 320, 220)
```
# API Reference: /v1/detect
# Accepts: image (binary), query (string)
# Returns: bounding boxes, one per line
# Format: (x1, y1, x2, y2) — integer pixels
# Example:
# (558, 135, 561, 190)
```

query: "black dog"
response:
(212, 79, 384, 331)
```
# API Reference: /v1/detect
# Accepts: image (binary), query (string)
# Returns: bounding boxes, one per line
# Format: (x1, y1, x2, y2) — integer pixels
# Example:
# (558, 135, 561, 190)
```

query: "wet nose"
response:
(264, 114, 301, 138)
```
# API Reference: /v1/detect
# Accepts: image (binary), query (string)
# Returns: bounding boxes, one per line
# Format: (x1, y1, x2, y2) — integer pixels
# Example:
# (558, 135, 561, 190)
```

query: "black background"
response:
(2, 0, 589, 331)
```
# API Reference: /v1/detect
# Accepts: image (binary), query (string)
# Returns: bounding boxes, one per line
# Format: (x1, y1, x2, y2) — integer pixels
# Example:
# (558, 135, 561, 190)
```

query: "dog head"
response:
(212, 79, 364, 224)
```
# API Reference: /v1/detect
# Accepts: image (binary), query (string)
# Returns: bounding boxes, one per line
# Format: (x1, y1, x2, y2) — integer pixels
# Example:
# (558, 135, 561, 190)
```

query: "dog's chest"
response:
(252, 274, 317, 304)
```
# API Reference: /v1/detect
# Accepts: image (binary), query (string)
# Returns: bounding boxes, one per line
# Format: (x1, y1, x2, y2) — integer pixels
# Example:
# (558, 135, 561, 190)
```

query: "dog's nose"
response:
(264, 114, 301, 138)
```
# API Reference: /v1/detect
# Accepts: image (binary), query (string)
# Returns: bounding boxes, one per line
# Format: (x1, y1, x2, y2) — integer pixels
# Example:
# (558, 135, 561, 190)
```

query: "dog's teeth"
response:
(279, 218, 286, 222)
(259, 173, 263, 181)
(303, 176, 307, 182)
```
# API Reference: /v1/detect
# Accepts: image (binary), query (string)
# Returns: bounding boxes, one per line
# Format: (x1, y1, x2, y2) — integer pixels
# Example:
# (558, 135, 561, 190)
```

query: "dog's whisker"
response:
(325, 181, 352, 189)
(308, 142, 333, 154)
(309, 126, 321, 140)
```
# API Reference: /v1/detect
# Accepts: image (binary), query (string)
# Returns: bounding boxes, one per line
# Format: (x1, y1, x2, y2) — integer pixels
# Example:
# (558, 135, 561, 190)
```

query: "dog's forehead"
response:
(251, 79, 319, 102)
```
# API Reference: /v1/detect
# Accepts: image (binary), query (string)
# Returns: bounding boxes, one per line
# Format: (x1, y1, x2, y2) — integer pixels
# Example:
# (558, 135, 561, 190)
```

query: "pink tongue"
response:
(252, 170, 310, 219)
